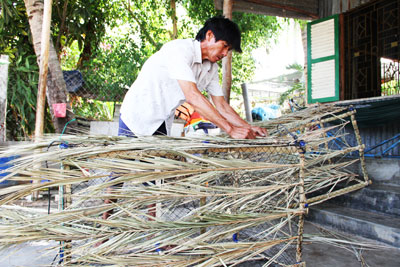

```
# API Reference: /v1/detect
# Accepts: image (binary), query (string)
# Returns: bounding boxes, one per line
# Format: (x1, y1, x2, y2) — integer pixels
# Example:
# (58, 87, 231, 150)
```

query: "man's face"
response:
(202, 30, 232, 63)
(208, 38, 231, 63)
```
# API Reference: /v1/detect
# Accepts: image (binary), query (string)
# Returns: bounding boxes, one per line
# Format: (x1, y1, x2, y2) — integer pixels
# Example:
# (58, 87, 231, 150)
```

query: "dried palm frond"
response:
(0, 103, 369, 266)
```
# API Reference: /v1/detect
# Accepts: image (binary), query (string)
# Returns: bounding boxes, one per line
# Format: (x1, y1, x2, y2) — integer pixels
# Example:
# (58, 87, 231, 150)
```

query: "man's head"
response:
(196, 16, 242, 62)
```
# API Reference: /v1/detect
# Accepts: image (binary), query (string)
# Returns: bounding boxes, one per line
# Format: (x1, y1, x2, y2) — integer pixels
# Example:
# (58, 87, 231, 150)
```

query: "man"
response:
(98, 17, 268, 244)
(119, 16, 267, 139)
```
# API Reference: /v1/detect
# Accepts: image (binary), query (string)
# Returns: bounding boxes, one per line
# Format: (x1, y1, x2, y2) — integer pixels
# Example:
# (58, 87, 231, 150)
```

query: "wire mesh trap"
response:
(0, 104, 368, 267)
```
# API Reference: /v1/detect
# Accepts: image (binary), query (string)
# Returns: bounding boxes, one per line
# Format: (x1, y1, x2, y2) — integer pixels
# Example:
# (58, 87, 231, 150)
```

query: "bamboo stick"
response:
(296, 148, 306, 262)
(34, 0, 52, 140)
(350, 112, 370, 184)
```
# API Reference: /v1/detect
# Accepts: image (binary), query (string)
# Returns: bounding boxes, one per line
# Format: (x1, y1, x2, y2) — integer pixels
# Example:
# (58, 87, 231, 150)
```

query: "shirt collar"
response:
(193, 40, 202, 64)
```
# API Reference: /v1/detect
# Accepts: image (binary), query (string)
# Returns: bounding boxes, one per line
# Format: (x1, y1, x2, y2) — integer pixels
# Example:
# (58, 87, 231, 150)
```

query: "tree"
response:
(1, 0, 50, 138)
(1, 0, 284, 139)
(51, 0, 114, 66)
(279, 63, 305, 107)
(1, 0, 113, 138)
(73, 0, 173, 103)
(24, 0, 76, 133)
(58, 0, 283, 116)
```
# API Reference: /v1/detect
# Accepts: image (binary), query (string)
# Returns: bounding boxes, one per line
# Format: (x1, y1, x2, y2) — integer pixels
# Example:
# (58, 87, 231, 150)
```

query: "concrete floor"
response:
(302, 221, 399, 267)
(0, 222, 398, 267)
(0, 240, 58, 267)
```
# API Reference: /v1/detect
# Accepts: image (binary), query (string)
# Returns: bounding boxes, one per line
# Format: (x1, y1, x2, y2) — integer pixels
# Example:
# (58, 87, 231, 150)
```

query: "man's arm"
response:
(211, 95, 267, 137)
(178, 80, 257, 139)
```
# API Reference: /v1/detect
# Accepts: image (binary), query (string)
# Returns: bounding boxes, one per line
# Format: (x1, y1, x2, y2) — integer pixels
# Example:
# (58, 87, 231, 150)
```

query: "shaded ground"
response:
(237, 220, 399, 267)
(301, 221, 399, 267)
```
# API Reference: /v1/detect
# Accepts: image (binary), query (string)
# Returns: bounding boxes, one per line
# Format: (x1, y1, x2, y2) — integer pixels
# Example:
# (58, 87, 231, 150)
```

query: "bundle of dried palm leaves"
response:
(0, 103, 368, 266)
(258, 103, 370, 205)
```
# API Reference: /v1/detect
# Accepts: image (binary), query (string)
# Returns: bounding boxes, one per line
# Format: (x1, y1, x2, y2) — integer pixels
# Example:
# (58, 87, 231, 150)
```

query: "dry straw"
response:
(0, 103, 369, 266)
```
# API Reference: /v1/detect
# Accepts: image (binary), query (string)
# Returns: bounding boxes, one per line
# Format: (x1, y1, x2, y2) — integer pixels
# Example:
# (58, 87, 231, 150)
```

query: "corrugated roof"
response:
(214, 0, 319, 20)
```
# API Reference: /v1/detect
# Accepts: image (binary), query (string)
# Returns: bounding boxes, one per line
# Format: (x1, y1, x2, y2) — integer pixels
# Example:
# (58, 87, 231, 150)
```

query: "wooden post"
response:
(296, 149, 306, 263)
(350, 111, 370, 184)
(0, 55, 10, 142)
(32, 0, 52, 200)
(241, 83, 253, 122)
(34, 0, 53, 141)
(339, 14, 345, 100)
(222, 0, 233, 103)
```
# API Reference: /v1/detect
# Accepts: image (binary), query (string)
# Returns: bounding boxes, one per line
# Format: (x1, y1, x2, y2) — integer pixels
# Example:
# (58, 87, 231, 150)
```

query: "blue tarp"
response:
(251, 104, 280, 121)
(0, 156, 18, 187)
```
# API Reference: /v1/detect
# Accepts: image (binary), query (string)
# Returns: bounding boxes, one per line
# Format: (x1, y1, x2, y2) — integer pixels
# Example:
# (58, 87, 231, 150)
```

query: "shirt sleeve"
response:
(163, 41, 196, 83)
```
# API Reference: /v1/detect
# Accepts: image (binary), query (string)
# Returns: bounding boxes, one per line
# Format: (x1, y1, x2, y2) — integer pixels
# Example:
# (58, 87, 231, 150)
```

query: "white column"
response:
(0, 55, 10, 142)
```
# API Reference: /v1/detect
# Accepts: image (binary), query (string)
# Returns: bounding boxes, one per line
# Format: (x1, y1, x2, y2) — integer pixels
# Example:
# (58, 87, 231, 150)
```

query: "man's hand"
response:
(211, 95, 268, 139)
(227, 125, 268, 139)
(177, 81, 268, 140)
(228, 126, 257, 139)
(250, 126, 268, 137)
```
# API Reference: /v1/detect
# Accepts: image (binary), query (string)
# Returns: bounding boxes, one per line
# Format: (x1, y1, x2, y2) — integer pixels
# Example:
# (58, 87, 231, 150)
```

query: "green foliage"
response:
(230, 13, 281, 95)
(180, 0, 218, 23)
(0, 0, 54, 139)
(125, 0, 171, 49)
(80, 34, 147, 102)
(279, 81, 305, 106)
(233, 12, 281, 51)
(1, 0, 122, 133)
(278, 64, 305, 106)
(382, 80, 399, 96)
(231, 52, 256, 93)
(60, 40, 81, 70)
(286, 63, 303, 72)
(295, 19, 308, 30)
(77, 0, 173, 103)
(2, 0, 285, 137)
(0, 0, 30, 58)
(71, 97, 114, 121)
(6, 52, 54, 140)
(52, 0, 115, 65)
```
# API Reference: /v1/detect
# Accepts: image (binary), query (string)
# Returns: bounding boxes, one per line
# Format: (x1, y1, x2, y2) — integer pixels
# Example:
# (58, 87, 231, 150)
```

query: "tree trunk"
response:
(55, 0, 69, 58)
(77, 19, 94, 67)
(170, 0, 177, 40)
(222, 0, 233, 103)
(24, 0, 76, 133)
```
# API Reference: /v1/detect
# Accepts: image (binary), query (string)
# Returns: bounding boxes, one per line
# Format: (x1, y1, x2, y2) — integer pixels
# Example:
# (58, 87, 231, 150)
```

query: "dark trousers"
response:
(118, 117, 167, 137)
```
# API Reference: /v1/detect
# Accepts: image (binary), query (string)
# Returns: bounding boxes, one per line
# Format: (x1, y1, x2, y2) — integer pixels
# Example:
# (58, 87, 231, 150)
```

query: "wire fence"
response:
(64, 69, 127, 121)
(64, 69, 128, 103)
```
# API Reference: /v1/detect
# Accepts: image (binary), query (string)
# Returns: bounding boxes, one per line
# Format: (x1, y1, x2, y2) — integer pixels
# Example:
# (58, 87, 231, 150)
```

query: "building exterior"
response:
(216, 0, 400, 248)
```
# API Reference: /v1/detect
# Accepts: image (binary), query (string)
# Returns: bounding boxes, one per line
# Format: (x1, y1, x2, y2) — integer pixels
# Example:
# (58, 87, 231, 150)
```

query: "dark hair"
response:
(195, 16, 242, 53)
